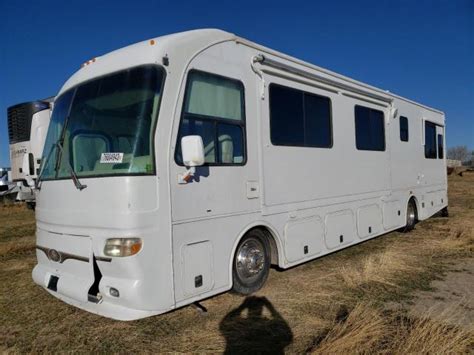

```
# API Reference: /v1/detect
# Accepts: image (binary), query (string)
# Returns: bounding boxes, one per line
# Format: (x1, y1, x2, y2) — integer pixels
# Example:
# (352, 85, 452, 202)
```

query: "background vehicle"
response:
(32, 29, 447, 320)
(0, 167, 14, 193)
(7, 98, 53, 205)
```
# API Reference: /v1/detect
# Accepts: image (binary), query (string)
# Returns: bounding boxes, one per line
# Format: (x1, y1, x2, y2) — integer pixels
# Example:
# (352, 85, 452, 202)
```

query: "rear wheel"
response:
(441, 206, 449, 217)
(232, 229, 270, 295)
(401, 199, 417, 233)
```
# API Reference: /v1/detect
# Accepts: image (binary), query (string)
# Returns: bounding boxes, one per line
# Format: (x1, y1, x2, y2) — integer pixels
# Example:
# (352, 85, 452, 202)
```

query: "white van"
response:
(33, 29, 447, 320)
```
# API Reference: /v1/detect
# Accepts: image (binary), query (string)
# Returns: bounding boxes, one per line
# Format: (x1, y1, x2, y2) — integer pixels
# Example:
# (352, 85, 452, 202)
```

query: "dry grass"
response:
(0, 174, 473, 353)
(311, 303, 387, 354)
(391, 307, 473, 354)
(339, 247, 422, 288)
(311, 303, 473, 354)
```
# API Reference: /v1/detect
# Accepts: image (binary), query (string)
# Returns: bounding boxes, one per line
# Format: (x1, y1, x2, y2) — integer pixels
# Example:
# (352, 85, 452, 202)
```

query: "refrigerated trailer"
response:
(8, 99, 53, 204)
(33, 29, 447, 320)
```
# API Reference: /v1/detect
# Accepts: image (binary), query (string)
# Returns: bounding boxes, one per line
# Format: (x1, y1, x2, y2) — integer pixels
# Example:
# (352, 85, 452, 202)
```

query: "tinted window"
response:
(400, 116, 409, 142)
(354, 105, 385, 151)
(437, 134, 444, 159)
(424, 121, 437, 159)
(269, 84, 332, 148)
(304, 94, 332, 147)
(175, 71, 245, 165)
(270, 85, 304, 146)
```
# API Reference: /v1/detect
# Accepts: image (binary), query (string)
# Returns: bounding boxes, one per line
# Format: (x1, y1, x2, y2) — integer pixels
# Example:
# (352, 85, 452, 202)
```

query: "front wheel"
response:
(232, 229, 271, 295)
(401, 199, 417, 233)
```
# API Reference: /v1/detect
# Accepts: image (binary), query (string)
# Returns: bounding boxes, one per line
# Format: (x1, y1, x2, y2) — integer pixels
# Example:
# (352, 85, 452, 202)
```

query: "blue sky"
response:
(0, 0, 472, 166)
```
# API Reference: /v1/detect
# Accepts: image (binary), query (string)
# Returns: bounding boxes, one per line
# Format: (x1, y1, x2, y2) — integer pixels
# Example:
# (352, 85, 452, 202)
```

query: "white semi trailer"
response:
(7, 99, 52, 205)
(33, 29, 447, 320)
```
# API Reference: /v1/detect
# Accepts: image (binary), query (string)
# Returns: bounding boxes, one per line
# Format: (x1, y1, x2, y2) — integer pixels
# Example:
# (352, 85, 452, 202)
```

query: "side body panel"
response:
(168, 40, 447, 308)
(390, 98, 447, 220)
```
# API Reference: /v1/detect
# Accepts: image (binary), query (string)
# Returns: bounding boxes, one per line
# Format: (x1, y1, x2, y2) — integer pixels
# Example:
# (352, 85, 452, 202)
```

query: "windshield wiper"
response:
(36, 139, 87, 191)
(56, 140, 88, 191)
(36, 142, 59, 190)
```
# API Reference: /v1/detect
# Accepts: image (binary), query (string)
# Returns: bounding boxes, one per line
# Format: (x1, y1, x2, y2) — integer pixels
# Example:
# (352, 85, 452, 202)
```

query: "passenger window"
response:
(217, 124, 244, 163)
(269, 84, 332, 148)
(437, 134, 444, 159)
(424, 121, 437, 159)
(175, 71, 246, 165)
(400, 116, 409, 142)
(354, 105, 385, 151)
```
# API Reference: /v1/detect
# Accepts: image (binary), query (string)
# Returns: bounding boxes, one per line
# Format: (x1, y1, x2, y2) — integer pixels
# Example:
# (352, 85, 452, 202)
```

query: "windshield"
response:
(40, 65, 164, 180)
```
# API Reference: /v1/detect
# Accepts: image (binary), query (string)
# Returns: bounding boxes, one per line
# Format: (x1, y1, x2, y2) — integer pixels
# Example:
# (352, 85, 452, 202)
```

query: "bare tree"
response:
(447, 145, 469, 162)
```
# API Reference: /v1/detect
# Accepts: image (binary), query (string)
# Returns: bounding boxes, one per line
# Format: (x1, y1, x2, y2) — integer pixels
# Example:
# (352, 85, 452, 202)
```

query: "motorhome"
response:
(33, 29, 447, 320)
(8, 99, 53, 205)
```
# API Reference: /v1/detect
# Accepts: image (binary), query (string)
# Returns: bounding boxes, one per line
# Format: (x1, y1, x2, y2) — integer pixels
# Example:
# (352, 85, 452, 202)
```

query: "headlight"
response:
(104, 238, 142, 257)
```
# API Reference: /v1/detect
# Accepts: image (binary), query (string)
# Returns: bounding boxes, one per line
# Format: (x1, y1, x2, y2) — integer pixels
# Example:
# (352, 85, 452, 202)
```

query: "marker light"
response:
(104, 238, 142, 257)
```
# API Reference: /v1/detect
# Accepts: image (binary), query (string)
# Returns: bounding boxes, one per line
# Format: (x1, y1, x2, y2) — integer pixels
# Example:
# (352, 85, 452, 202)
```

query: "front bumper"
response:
(32, 263, 168, 321)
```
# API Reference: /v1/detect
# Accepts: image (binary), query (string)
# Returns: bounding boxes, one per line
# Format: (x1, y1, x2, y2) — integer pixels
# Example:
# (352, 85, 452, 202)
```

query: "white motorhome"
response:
(8, 99, 53, 204)
(33, 29, 447, 320)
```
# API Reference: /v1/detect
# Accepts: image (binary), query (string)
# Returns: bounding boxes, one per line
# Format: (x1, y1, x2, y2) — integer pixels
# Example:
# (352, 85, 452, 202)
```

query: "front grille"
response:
(7, 101, 50, 144)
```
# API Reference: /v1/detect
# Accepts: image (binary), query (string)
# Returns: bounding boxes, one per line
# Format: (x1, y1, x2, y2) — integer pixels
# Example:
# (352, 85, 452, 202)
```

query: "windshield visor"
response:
(40, 65, 164, 180)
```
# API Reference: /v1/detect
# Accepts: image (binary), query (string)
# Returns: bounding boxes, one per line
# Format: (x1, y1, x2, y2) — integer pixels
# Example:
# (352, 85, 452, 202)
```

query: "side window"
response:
(269, 84, 332, 148)
(400, 116, 409, 142)
(354, 105, 385, 151)
(424, 121, 437, 159)
(437, 134, 444, 159)
(175, 71, 245, 165)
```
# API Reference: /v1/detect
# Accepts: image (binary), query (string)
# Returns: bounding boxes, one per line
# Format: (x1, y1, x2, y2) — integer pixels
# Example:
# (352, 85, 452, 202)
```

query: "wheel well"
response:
(408, 196, 419, 221)
(245, 226, 280, 266)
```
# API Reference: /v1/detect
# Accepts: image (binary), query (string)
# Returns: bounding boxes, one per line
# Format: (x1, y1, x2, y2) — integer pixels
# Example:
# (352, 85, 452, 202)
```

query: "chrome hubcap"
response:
(407, 203, 416, 225)
(236, 238, 265, 280)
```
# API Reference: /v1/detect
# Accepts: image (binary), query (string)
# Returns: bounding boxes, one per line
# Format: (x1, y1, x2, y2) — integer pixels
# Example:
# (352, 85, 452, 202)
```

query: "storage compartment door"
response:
(181, 241, 213, 297)
(325, 210, 355, 250)
(357, 204, 383, 239)
(284, 217, 324, 263)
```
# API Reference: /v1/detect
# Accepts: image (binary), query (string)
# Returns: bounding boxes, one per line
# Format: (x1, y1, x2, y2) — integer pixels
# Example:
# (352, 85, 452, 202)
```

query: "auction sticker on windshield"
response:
(100, 153, 124, 164)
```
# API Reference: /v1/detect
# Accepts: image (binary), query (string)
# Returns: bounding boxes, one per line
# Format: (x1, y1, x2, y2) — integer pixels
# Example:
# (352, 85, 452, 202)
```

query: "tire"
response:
(232, 229, 271, 295)
(401, 199, 417, 233)
(441, 206, 449, 217)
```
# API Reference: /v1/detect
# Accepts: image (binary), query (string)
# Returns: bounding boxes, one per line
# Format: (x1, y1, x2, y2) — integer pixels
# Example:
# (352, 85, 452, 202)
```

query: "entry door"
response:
(170, 68, 259, 222)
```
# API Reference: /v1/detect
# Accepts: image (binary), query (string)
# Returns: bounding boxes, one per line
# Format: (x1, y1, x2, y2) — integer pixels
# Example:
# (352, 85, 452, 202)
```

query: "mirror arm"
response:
(22, 154, 35, 188)
(178, 166, 196, 184)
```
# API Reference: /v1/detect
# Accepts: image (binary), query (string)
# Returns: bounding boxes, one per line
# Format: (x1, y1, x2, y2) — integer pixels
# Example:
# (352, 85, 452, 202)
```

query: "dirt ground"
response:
(409, 260, 474, 327)
(1, 172, 473, 353)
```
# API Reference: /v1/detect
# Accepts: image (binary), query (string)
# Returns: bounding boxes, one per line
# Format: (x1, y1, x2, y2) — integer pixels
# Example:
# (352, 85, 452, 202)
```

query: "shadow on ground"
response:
(219, 296, 293, 354)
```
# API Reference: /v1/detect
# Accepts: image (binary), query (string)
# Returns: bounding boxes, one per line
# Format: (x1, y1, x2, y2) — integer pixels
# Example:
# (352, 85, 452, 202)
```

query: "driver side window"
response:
(175, 70, 246, 165)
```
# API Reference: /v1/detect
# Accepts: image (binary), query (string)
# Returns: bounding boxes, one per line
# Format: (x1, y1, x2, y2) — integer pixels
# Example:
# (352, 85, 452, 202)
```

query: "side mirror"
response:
(181, 135, 205, 167)
(22, 154, 35, 187)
